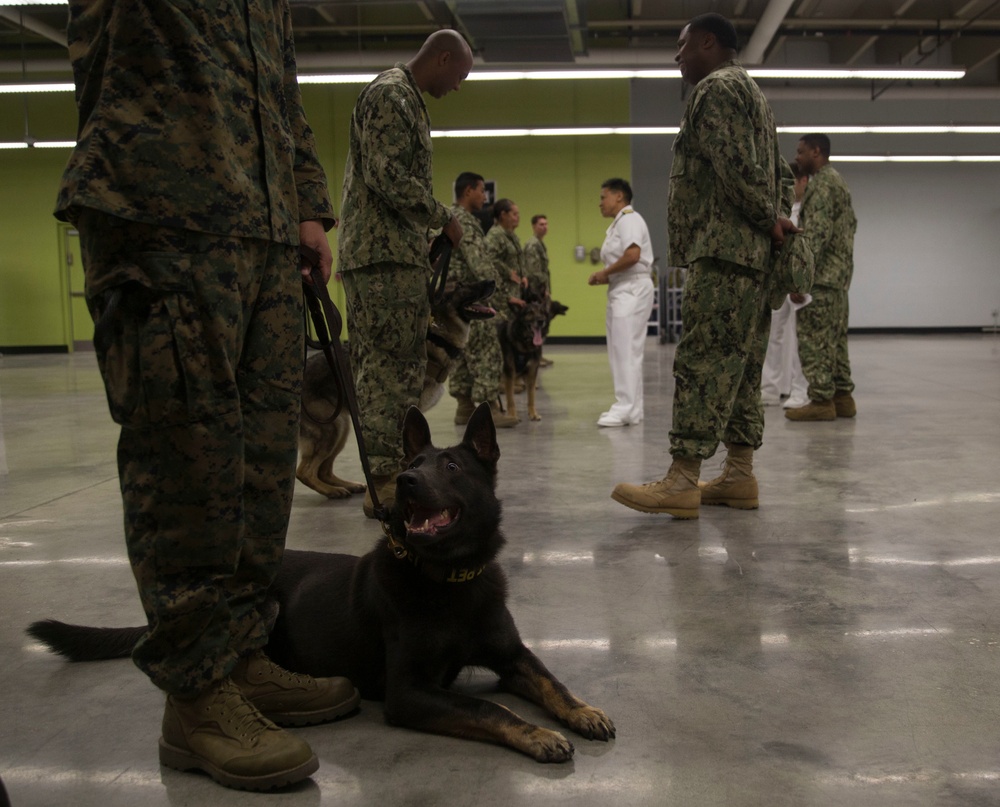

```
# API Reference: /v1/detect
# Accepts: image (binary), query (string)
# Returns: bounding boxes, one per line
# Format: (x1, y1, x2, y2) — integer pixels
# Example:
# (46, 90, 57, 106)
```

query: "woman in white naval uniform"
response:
(589, 178, 655, 427)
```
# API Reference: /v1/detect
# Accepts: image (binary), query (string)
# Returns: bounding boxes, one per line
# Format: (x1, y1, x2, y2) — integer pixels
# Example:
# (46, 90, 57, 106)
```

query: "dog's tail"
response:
(26, 620, 145, 662)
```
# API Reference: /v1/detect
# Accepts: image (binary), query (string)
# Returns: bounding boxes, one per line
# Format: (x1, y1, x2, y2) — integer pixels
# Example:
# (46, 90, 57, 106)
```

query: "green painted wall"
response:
(0, 77, 629, 349)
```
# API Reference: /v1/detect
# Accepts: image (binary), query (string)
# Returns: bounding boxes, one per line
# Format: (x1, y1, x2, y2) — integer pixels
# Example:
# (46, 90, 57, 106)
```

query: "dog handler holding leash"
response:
(589, 178, 655, 428)
(54, 0, 358, 791)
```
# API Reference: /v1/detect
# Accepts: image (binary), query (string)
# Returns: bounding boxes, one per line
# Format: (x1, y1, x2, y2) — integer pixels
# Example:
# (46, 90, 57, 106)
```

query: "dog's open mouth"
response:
(463, 302, 496, 320)
(404, 504, 459, 536)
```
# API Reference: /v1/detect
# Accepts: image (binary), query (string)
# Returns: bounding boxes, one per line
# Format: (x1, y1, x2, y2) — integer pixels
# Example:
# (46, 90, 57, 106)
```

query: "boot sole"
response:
(260, 687, 362, 727)
(159, 739, 319, 791)
(610, 491, 699, 519)
(701, 498, 759, 510)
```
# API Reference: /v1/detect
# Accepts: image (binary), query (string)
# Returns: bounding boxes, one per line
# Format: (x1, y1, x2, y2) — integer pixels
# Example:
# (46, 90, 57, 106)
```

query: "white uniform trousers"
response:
(761, 295, 808, 404)
(604, 273, 655, 424)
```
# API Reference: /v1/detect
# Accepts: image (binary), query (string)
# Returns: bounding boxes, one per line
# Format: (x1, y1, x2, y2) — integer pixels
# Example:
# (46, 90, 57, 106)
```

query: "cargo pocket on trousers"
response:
(367, 278, 427, 357)
(90, 257, 227, 429)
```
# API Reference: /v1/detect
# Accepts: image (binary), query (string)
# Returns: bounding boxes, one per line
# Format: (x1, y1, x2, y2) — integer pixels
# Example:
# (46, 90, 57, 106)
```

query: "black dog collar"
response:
(384, 530, 486, 583)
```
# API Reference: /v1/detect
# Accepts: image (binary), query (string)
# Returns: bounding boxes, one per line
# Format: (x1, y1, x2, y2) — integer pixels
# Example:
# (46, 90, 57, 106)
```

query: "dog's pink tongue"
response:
(532, 326, 543, 347)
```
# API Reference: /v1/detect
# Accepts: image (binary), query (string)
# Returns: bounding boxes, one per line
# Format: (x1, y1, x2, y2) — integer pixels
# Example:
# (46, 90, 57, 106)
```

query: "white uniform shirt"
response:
(601, 206, 654, 282)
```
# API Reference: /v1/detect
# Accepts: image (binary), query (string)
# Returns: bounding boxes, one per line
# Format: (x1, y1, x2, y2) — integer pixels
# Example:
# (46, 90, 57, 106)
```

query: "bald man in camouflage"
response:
(54, 0, 358, 790)
(338, 30, 473, 518)
(611, 13, 797, 519)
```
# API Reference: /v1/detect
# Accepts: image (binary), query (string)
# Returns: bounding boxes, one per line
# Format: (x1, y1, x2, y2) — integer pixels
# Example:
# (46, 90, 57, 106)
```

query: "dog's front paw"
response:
(528, 410, 542, 421)
(523, 726, 575, 763)
(567, 706, 616, 741)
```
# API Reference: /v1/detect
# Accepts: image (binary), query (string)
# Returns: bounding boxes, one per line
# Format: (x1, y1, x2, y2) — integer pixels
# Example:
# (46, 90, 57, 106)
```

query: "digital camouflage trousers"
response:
(795, 285, 854, 402)
(670, 256, 772, 459)
(78, 209, 302, 696)
(448, 318, 502, 405)
(342, 263, 430, 476)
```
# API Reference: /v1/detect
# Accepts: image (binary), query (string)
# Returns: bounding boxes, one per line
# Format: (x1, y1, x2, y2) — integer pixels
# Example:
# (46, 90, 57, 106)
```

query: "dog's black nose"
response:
(397, 470, 418, 490)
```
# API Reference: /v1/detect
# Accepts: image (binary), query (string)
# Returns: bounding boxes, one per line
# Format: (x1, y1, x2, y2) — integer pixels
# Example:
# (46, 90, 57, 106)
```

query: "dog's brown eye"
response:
(447, 462, 459, 471)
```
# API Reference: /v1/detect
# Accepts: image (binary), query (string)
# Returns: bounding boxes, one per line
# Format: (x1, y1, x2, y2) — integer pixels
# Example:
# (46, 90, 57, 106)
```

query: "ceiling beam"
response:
(0, 9, 66, 48)
(742, 0, 797, 64)
(953, 36, 1000, 72)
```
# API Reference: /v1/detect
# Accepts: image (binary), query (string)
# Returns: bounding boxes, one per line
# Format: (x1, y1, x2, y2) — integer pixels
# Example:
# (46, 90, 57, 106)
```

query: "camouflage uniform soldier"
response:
(612, 13, 797, 519)
(446, 173, 517, 428)
(786, 134, 858, 422)
(338, 31, 473, 517)
(523, 214, 555, 367)
(485, 198, 530, 399)
(523, 214, 551, 297)
(485, 198, 529, 320)
(54, 0, 358, 791)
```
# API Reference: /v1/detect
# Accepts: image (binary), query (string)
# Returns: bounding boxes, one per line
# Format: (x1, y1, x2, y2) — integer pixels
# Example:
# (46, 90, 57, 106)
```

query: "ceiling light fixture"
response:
(431, 125, 1000, 137)
(0, 82, 75, 94)
(300, 67, 965, 84)
(5, 65, 967, 94)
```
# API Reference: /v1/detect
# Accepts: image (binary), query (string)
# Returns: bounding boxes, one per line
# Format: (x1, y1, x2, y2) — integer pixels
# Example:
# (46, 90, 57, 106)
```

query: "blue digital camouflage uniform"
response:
(667, 60, 786, 459)
(54, 0, 335, 695)
(447, 204, 504, 404)
(338, 63, 452, 475)
(795, 163, 858, 401)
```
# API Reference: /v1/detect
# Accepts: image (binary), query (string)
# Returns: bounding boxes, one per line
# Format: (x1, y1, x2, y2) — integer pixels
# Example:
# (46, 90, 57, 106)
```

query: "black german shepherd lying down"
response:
(28, 403, 615, 763)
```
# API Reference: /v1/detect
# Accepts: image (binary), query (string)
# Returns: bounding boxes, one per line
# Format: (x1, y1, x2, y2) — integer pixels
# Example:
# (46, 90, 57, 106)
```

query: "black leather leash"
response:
(300, 233, 454, 527)
(300, 245, 389, 523)
(427, 232, 453, 305)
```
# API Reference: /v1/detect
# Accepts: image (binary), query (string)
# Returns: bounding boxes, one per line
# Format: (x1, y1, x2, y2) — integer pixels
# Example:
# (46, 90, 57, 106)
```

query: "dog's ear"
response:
(401, 406, 433, 463)
(463, 402, 500, 467)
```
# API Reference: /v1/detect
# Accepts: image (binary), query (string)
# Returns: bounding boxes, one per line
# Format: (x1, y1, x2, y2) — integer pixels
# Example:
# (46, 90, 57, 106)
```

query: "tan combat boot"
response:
(610, 457, 702, 518)
(699, 443, 759, 509)
(231, 650, 360, 727)
(784, 399, 836, 421)
(454, 395, 475, 425)
(833, 391, 857, 418)
(363, 473, 396, 519)
(159, 678, 318, 791)
(490, 401, 518, 429)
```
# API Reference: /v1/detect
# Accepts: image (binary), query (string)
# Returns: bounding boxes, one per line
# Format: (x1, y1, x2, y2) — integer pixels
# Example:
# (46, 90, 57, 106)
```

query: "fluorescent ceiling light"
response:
(0, 83, 75, 94)
(297, 73, 376, 85)
(433, 125, 1000, 137)
(1, 66, 967, 94)
(750, 68, 964, 80)
(780, 125, 1000, 134)
(300, 67, 964, 84)
(833, 155, 1000, 162)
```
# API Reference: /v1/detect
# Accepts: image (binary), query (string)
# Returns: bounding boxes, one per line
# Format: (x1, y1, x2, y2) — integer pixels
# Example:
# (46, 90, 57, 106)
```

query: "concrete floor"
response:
(1, 335, 999, 807)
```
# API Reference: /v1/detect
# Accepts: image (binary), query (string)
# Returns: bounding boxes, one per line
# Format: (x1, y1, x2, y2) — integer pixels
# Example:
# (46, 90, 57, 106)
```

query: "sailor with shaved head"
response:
(338, 30, 474, 518)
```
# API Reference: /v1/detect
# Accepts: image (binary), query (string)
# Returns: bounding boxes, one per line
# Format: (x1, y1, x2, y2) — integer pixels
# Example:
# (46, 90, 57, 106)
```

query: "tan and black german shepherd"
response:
(498, 291, 568, 422)
(28, 404, 615, 762)
(296, 278, 496, 499)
